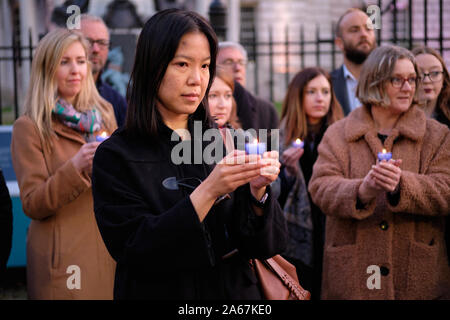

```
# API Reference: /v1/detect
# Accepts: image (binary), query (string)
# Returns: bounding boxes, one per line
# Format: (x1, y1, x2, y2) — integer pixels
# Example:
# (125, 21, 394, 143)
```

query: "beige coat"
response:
(11, 115, 117, 299)
(309, 105, 450, 300)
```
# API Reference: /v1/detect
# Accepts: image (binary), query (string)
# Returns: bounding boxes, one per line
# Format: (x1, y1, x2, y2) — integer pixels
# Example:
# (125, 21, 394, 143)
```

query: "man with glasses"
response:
(217, 42, 279, 131)
(80, 14, 127, 127)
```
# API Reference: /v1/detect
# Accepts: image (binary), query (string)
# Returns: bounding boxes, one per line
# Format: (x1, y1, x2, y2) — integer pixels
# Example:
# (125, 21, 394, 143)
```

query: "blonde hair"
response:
(213, 66, 241, 129)
(24, 28, 115, 150)
(356, 45, 419, 108)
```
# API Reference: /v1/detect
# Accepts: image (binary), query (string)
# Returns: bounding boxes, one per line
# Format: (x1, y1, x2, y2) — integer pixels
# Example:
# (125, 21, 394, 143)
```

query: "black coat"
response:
(233, 81, 279, 131)
(331, 66, 352, 116)
(96, 77, 127, 128)
(92, 118, 287, 300)
(0, 170, 12, 280)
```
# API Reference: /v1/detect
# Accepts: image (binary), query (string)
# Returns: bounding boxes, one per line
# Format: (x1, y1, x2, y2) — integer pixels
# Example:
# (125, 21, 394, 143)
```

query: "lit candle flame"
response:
(295, 138, 302, 144)
(253, 139, 258, 144)
(100, 131, 108, 138)
(382, 148, 387, 154)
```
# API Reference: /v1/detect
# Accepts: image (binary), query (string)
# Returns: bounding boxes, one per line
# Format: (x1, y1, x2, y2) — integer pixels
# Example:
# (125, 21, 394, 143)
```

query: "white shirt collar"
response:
(342, 64, 357, 82)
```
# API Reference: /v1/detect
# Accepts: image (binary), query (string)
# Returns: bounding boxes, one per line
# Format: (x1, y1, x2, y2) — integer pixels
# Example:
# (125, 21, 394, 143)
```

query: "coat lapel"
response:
(344, 105, 426, 160)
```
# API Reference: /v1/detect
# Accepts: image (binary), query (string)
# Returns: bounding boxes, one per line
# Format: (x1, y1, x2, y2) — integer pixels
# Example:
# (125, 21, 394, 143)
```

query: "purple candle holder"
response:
(377, 149, 392, 162)
(291, 138, 304, 149)
(96, 132, 110, 142)
(245, 140, 266, 155)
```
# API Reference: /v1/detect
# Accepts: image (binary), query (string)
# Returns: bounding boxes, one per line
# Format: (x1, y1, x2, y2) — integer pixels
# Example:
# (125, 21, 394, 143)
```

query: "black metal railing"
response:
(0, 29, 34, 124)
(1, 0, 450, 123)
(241, 0, 450, 102)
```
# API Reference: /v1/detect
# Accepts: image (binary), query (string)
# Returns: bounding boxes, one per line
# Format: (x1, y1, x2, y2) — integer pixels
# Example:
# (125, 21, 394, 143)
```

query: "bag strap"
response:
(263, 258, 309, 300)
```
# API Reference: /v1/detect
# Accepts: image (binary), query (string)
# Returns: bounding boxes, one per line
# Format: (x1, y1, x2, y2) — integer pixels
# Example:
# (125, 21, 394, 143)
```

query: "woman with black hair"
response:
(92, 9, 287, 300)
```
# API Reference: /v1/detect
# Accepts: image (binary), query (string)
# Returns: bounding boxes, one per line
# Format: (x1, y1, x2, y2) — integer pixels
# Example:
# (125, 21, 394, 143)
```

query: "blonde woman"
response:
(11, 28, 117, 299)
(208, 67, 241, 130)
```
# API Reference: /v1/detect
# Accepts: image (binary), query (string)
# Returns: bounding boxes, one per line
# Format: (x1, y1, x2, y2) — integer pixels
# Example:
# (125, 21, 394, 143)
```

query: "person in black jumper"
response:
(0, 170, 12, 285)
(91, 9, 287, 300)
(276, 67, 343, 299)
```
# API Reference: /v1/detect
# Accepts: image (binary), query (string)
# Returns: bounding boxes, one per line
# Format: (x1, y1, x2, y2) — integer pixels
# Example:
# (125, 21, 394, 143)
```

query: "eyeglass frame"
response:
(419, 71, 444, 83)
(389, 76, 418, 88)
(85, 37, 110, 49)
(219, 58, 248, 68)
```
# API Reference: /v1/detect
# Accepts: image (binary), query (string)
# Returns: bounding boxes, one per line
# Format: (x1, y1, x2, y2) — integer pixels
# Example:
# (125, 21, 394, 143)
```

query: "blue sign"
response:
(0, 125, 30, 267)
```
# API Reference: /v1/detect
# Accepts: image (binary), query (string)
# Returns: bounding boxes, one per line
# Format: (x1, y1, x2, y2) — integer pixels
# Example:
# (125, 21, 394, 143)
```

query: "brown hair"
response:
(211, 67, 241, 129)
(280, 67, 344, 146)
(412, 46, 450, 122)
(356, 45, 419, 108)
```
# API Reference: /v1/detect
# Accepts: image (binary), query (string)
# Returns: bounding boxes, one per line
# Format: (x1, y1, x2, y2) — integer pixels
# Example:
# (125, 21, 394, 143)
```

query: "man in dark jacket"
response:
(80, 14, 127, 127)
(331, 8, 376, 115)
(217, 42, 279, 131)
(0, 170, 12, 285)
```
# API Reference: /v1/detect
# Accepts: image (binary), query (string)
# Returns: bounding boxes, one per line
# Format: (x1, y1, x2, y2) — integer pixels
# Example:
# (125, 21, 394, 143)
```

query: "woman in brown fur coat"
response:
(309, 45, 450, 300)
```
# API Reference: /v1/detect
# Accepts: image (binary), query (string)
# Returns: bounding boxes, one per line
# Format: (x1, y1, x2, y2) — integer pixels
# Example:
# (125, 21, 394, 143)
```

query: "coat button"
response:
(380, 266, 390, 276)
(380, 221, 389, 231)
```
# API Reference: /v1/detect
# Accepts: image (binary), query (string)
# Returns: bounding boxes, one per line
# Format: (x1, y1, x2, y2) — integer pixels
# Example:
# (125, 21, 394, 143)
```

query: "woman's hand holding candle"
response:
(190, 150, 265, 222)
(71, 141, 101, 177)
(250, 151, 281, 194)
(371, 159, 402, 193)
(358, 159, 402, 204)
(281, 146, 304, 177)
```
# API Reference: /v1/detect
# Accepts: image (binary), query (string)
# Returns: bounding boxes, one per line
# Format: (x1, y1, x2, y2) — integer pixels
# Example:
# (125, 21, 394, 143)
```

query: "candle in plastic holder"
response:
(377, 148, 392, 162)
(245, 139, 266, 155)
(291, 138, 304, 149)
(96, 131, 109, 142)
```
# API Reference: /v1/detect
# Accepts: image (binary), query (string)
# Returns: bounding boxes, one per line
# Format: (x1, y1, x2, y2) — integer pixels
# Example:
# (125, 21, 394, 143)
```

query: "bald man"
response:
(331, 8, 377, 115)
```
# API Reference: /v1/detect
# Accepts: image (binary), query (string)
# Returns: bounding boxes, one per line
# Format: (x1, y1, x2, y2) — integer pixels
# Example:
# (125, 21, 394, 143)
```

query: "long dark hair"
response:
(125, 9, 218, 137)
(280, 67, 343, 145)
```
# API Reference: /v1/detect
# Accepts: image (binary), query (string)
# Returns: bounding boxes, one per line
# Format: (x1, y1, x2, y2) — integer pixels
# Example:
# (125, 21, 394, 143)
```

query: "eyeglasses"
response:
(419, 71, 443, 82)
(220, 59, 247, 68)
(85, 37, 110, 49)
(390, 76, 417, 88)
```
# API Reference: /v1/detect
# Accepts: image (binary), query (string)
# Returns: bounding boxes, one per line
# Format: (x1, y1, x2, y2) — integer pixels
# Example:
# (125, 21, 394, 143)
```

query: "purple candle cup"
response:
(96, 132, 110, 142)
(377, 149, 392, 162)
(292, 138, 304, 149)
(245, 140, 266, 155)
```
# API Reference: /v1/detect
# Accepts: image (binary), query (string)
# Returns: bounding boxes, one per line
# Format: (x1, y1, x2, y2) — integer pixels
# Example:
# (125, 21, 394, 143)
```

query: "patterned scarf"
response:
(53, 98, 103, 142)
